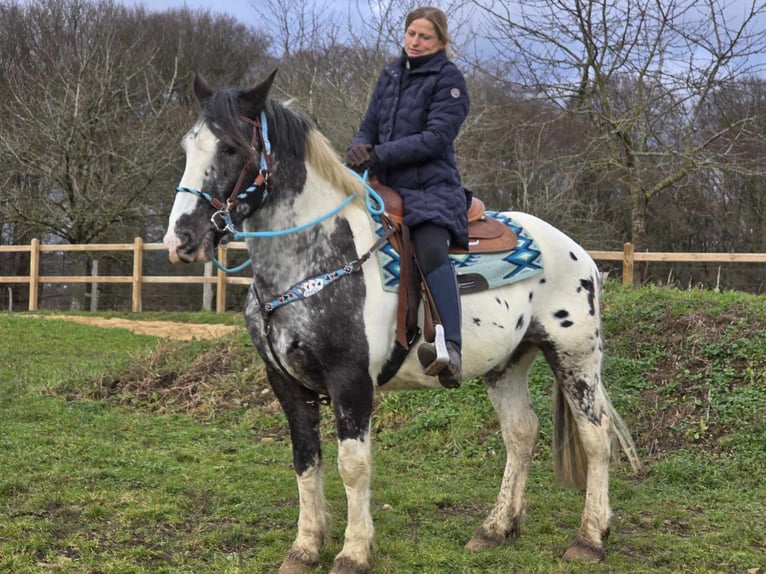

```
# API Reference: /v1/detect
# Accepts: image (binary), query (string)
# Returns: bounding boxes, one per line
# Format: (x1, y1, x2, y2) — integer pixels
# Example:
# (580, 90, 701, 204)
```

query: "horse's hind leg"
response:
(266, 367, 330, 574)
(550, 346, 615, 562)
(467, 346, 540, 550)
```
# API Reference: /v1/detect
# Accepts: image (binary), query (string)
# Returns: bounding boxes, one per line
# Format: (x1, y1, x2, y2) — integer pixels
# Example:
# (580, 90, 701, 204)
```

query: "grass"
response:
(0, 285, 764, 573)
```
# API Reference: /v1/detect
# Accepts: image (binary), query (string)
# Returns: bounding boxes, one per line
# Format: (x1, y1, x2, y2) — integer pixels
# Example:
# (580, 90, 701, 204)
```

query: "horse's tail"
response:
(552, 382, 642, 489)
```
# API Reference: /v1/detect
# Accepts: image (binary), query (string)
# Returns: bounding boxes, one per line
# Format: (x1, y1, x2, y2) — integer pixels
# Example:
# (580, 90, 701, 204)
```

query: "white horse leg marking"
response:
(563, 384, 614, 557)
(468, 348, 540, 549)
(284, 462, 329, 568)
(332, 433, 374, 572)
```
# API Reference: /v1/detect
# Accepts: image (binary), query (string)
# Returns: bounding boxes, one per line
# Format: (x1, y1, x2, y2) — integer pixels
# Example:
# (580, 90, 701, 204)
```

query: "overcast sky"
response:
(126, 0, 260, 18)
(117, 0, 766, 73)
(122, 0, 374, 27)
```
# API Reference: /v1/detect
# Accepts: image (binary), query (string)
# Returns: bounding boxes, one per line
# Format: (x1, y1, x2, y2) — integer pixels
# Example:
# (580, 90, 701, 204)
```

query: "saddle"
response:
(370, 179, 518, 386)
(371, 181, 517, 254)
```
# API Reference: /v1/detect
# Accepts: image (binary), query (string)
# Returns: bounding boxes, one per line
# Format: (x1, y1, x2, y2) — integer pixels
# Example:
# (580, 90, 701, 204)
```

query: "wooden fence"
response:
(0, 239, 764, 313)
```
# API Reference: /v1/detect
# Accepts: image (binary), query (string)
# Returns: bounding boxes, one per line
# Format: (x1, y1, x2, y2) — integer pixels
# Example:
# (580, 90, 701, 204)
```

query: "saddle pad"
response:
(374, 211, 544, 293)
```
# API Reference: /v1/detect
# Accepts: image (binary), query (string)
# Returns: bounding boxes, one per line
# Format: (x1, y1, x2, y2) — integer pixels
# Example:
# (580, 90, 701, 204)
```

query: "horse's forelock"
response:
(202, 89, 253, 156)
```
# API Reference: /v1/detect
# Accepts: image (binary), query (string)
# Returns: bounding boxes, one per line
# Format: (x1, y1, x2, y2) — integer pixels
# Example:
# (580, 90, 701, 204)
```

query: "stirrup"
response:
(417, 326, 462, 388)
(422, 325, 449, 375)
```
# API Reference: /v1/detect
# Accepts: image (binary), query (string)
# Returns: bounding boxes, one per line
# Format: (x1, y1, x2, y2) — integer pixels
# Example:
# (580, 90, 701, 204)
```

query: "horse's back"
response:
(505, 211, 598, 271)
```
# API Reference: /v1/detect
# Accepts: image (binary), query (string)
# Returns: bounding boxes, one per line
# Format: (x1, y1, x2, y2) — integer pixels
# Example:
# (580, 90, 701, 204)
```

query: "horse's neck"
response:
(243, 174, 370, 292)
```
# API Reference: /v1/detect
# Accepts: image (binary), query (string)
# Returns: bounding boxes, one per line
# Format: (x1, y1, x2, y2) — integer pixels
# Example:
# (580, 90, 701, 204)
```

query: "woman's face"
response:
(404, 18, 444, 58)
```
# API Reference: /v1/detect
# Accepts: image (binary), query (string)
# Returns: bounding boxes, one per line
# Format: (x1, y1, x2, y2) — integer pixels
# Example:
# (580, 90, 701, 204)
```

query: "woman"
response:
(346, 6, 470, 388)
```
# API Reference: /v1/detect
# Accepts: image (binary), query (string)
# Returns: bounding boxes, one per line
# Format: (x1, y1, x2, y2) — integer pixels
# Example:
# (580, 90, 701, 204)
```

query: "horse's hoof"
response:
(329, 556, 371, 574)
(562, 535, 605, 563)
(278, 547, 320, 574)
(465, 526, 507, 551)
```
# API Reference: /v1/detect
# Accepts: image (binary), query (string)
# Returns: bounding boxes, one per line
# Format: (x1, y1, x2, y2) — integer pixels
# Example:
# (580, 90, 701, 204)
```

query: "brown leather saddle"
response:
(371, 180, 517, 254)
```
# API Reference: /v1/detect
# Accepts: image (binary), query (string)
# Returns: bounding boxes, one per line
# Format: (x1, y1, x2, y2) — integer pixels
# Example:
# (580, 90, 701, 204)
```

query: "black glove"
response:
(346, 144, 379, 175)
(346, 143, 372, 167)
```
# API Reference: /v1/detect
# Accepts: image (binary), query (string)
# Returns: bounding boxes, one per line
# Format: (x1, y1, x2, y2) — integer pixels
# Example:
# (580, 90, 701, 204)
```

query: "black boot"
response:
(418, 337, 462, 388)
(417, 262, 462, 388)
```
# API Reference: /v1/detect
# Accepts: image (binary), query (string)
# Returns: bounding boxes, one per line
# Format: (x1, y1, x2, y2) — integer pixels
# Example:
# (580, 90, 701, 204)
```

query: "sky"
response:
(127, 0, 259, 18)
(118, 0, 766, 75)
(122, 0, 373, 27)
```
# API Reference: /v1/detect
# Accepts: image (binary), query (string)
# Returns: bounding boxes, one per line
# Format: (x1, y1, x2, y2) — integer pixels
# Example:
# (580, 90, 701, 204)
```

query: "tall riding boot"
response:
(417, 262, 462, 388)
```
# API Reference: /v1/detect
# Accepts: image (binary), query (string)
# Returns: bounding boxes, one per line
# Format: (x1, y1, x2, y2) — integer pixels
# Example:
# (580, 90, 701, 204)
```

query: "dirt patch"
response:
(90, 338, 276, 420)
(42, 315, 276, 423)
(35, 315, 241, 340)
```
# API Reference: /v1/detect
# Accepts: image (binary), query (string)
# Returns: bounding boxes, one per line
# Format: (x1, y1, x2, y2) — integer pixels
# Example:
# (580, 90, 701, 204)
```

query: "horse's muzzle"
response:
(164, 229, 212, 263)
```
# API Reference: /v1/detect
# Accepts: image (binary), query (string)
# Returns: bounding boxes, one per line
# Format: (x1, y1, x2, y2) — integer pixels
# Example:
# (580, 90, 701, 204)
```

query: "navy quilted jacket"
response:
(351, 49, 470, 248)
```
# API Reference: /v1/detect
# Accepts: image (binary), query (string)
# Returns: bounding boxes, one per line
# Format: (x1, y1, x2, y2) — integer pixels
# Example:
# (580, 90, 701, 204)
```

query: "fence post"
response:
(623, 242, 634, 286)
(132, 237, 143, 312)
(90, 259, 99, 312)
(216, 245, 227, 314)
(203, 261, 213, 311)
(28, 238, 40, 311)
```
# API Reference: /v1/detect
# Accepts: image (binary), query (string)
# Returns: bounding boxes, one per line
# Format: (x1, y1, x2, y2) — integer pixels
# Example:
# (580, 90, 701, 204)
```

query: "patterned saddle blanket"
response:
(374, 211, 544, 294)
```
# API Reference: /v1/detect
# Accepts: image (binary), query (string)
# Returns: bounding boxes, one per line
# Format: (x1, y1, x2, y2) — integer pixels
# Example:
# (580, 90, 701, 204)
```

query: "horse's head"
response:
(163, 70, 277, 263)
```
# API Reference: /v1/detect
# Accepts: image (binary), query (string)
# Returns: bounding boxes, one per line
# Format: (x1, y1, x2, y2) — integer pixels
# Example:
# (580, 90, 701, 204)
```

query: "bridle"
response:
(175, 111, 273, 234)
(173, 109, 385, 275)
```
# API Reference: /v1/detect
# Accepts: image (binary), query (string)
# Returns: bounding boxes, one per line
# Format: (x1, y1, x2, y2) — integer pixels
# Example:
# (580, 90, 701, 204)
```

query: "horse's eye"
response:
(222, 145, 238, 156)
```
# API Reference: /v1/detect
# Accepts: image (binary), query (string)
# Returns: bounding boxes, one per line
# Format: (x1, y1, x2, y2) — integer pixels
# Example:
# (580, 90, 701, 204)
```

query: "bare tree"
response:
(0, 0, 271, 308)
(470, 0, 766, 266)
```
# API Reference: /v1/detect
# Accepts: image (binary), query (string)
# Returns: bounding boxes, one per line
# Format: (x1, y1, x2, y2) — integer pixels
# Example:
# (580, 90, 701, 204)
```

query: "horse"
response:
(162, 71, 641, 574)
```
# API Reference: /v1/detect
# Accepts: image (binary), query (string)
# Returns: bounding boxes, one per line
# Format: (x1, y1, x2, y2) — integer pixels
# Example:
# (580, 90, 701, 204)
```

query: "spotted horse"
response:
(162, 71, 641, 574)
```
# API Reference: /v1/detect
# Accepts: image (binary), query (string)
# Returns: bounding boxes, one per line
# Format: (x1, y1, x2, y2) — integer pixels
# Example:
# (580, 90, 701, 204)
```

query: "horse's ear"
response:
(239, 69, 278, 118)
(193, 72, 213, 107)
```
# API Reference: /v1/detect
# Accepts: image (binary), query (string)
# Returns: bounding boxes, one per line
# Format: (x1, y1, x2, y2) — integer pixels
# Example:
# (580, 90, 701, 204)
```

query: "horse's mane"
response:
(201, 89, 366, 203)
(277, 101, 367, 203)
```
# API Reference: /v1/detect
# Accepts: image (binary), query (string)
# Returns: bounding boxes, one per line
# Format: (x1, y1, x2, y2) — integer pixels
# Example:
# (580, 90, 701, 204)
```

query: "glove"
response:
(365, 148, 378, 170)
(346, 143, 372, 167)
(346, 144, 379, 175)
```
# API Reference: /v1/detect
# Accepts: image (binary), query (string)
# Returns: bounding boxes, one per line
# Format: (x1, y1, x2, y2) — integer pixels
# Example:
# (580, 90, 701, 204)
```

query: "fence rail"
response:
(1, 239, 764, 312)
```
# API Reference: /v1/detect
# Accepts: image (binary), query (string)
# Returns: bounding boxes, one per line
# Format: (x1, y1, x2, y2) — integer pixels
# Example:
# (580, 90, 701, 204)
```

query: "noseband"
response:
(176, 111, 273, 234)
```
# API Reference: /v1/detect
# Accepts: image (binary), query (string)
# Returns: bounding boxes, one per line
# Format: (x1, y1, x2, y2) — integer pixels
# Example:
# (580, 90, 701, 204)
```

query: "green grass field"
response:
(0, 284, 764, 573)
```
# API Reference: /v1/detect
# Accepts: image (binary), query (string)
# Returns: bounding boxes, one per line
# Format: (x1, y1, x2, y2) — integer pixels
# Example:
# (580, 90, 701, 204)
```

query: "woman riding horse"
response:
(347, 6, 468, 389)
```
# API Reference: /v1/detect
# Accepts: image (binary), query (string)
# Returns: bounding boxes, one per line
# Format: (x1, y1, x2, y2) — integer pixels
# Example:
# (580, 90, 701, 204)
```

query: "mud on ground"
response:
(36, 315, 241, 340)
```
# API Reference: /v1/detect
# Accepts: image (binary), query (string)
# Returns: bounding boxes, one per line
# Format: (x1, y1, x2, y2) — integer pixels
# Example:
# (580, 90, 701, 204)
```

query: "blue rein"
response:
(178, 171, 383, 273)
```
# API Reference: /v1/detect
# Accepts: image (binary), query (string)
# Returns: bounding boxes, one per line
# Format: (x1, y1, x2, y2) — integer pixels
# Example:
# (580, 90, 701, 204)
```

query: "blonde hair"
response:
(405, 6, 451, 45)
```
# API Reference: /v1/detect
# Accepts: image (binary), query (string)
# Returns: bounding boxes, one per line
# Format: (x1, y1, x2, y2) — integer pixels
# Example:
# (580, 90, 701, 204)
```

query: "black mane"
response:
(201, 88, 313, 163)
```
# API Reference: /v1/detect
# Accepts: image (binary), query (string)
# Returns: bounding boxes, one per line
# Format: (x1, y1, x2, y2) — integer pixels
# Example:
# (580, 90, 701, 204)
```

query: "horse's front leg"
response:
(329, 376, 375, 574)
(267, 366, 330, 574)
